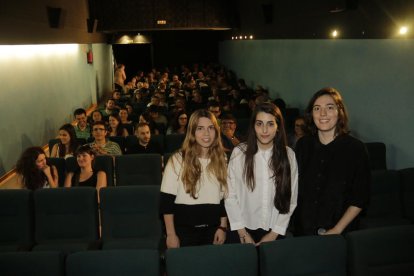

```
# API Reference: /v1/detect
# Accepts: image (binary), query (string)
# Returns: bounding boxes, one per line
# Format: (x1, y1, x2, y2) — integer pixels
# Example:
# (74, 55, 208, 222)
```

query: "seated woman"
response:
(108, 114, 128, 137)
(119, 107, 134, 135)
(64, 145, 107, 194)
(50, 124, 80, 158)
(90, 109, 104, 125)
(166, 111, 188, 135)
(16, 147, 58, 190)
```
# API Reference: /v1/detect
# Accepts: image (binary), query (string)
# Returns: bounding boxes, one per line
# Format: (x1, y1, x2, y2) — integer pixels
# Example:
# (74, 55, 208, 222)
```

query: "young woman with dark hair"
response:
(50, 124, 79, 158)
(293, 87, 370, 236)
(160, 109, 228, 248)
(108, 114, 128, 137)
(64, 145, 107, 194)
(166, 110, 188, 135)
(225, 102, 298, 245)
(16, 147, 58, 190)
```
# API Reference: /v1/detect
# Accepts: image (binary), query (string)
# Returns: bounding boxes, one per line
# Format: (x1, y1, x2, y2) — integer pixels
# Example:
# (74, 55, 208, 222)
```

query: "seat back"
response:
(34, 187, 99, 243)
(47, 157, 66, 187)
(365, 142, 387, 170)
(360, 170, 409, 229)
(259, 235, 346, 276)
(99, 186, 161, 248)
(399, 168, 414, 222)
(164, 134, 185, 153)
(346, 225, 414, 276)
(0, 189, 33, 251)
(0, 251, 64, 276)
(66, 250, 160, 276)
(166, 243, 258, 276)
(115, 154, 162, 186)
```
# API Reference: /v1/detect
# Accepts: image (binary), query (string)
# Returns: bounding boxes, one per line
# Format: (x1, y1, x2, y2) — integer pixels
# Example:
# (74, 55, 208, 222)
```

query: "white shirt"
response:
(225, 144, 298, 235)
(161, 153, 224, 205)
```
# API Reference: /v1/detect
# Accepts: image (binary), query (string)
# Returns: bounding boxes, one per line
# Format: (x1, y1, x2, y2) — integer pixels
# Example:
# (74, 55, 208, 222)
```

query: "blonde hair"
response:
(179, 109, 227, 199)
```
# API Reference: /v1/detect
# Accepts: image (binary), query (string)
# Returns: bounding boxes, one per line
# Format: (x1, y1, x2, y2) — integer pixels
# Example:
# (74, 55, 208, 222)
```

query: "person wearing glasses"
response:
(288, 116, 306, 150)
(166, 111, 188, 135)
(293, 87, 370, 236)
(89, 121, 122, 155)
(220, 113, 241, 152)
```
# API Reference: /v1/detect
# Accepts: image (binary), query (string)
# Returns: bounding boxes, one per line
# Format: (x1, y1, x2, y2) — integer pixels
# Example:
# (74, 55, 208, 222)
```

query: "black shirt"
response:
(293, 134, 370, 235)
(127, 140, 162, 154)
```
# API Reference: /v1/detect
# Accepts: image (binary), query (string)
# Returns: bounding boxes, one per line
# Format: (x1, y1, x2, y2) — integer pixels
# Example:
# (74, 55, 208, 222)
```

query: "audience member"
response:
(64, 145, 107, 195)
(139, 111, 161, 135)
(288, 116, 306, 149)
(89, 121, 122, 155)
(166, 111, 188, 135)
(126, 123, 162, 154)
(225, 103, 298, 245)
(108, 114, 128, 137)
(114, 64, 126, 91)
(293, 87, 370, 236)
(101, 98, 118, 120)
(73, 108, 91, 139)
(220, 113, 241, 152)
(16, 147, 58, 190)
(119, 107, 134, 135)
(208, 101, 222, 124)
(90, 109, 104, 124)
(160, 109, 228, 248)
(50, 124, 80, 158)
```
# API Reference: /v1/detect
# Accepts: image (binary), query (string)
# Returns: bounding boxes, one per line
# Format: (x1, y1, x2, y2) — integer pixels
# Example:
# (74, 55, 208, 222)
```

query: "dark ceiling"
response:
(89, 0, 414, 39)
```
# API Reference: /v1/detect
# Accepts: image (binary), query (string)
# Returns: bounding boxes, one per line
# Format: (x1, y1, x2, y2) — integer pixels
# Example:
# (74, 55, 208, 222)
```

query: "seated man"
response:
(220, 113, 241, 152)
(73, 108, 91, 139)
(89, 121, 122, 155)
(127, 122, 162, 154)
(100, 98, 118, 121)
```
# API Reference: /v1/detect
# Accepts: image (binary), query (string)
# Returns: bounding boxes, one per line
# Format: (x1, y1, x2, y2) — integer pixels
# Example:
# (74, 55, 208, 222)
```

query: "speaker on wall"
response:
(46, 6, 62, 28)
(262, 4, 273, 24)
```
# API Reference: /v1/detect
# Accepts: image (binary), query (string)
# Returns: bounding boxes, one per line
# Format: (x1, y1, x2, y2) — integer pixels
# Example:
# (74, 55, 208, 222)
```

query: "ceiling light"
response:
(399, 26, 408, 35)
(331, 30, 339, 38)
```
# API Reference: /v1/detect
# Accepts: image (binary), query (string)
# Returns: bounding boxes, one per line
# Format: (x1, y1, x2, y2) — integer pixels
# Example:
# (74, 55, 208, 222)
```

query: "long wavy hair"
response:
(243, 102, 292, 214)
(16, 147, 52, 190)
(178, 109, 227, 199)
(305, 87, 350, 136)
(108, 114, 125, 136)
(57, 124, 78, 157)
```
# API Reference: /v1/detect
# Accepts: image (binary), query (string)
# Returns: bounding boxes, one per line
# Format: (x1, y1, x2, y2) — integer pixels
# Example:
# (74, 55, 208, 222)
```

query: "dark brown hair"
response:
(243, 102, 292, 214)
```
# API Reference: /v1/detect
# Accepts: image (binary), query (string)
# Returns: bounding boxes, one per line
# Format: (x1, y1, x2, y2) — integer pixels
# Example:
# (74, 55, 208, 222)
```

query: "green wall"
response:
(219, 39, 414, 169)
(0, 43, 112, 175)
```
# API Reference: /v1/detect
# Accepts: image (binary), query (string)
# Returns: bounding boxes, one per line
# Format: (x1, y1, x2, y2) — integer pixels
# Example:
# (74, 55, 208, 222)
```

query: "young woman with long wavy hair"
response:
(50, 124, 79, 158)
(225, 102, 298, 245)
(16, 147, 58, 190)
(160, 109, 228, 248)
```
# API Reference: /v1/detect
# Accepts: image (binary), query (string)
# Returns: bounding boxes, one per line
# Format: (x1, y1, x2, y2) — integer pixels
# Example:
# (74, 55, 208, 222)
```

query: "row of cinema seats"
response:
(49, 133, 186, 155)
(0, 186, 161, 254)
(359, 168, 414, 229)
(48, 153, 165, 187)
(1, 225, 413, 276)
(48, 141, 387, 188)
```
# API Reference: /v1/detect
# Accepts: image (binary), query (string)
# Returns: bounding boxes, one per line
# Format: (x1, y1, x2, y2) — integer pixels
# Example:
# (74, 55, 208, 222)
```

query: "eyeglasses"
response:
(93, 128, 106, 132)
(312, 104, 338, 113)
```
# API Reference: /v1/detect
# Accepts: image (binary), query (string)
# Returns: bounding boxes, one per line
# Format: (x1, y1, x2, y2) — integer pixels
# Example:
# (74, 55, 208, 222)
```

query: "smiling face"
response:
(195, 117, 216, 154)
(108, 116, 119, 129)
(92, 111, 102, 122)
(312, 94, 338, 138)
(77, 152, 94, 169)
(254, 111, 278, 150)
(58, 129, 71, 145)
(35, 153, 47, 170)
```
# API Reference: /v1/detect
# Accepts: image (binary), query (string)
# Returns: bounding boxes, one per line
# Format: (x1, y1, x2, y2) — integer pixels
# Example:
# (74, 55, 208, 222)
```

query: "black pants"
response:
(175, 224, 217, 247)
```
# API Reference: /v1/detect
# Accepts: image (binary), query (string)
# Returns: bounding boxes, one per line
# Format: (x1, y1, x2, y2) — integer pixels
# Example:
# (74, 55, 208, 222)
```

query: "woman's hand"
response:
(239, 232, 255, 244)
(213, 228, 226, 245)
(166, 234, 180, 249)
(256, 231, 278, 246)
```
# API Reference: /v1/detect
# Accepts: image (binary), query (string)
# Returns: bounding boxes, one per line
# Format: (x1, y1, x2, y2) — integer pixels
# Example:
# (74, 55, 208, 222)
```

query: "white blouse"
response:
(225, 144, 298, 235)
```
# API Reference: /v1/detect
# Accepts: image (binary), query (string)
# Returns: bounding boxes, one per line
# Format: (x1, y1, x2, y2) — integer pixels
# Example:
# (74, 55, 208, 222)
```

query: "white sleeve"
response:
(224, 148, 245, 230)
(160, 153, 181, 196)
(270, 148, 299, 235)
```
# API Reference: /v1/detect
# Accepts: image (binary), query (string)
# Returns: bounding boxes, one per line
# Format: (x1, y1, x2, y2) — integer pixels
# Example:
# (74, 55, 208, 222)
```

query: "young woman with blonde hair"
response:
(160, 109, 228, 248)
